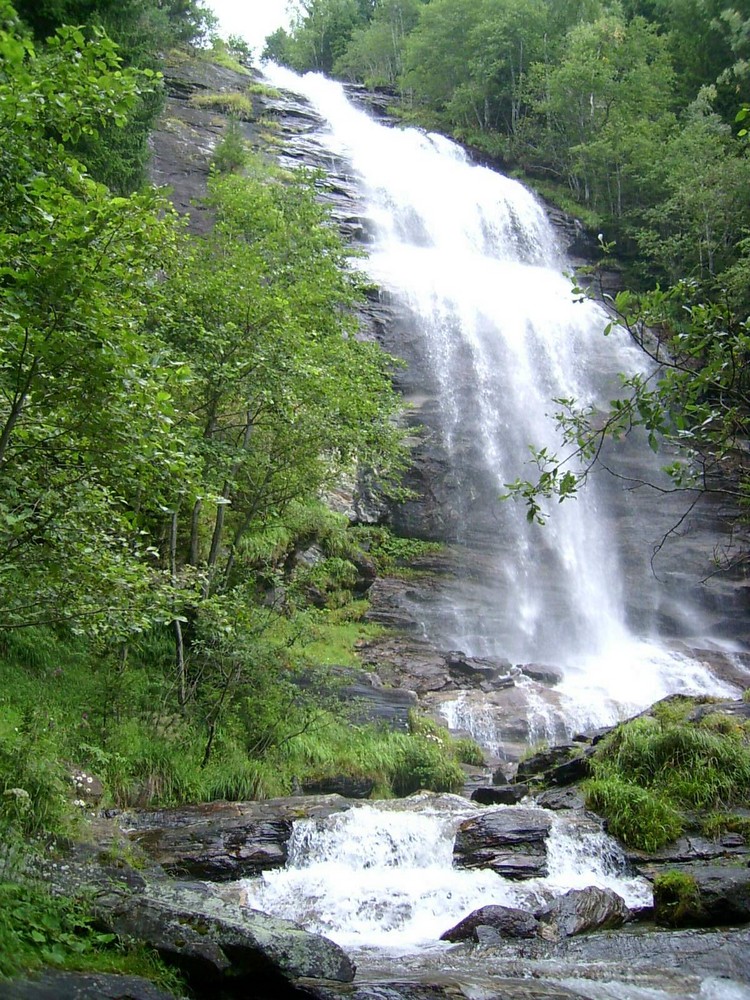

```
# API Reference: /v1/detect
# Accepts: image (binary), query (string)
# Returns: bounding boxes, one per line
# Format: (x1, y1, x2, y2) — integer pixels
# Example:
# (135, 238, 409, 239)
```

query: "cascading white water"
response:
(242, 796, 650, 953)
(263, 64, 742, 730)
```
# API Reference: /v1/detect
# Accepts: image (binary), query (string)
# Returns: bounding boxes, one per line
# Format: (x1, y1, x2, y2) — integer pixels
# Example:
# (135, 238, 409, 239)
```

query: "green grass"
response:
(584, 704, 750, 851)
(190, 91, 255, 120)
(585, 777, 683, 852)
(281, 713, 466, 797)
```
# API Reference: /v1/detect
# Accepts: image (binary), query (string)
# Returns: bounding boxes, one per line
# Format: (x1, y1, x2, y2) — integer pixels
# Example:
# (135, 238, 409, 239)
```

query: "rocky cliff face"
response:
(149, 59, 750, 753)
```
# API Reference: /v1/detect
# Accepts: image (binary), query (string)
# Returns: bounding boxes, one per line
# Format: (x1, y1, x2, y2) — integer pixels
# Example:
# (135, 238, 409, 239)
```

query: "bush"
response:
(586, 704, 750, 849)
(585, 777, 683, 851)
(0, 880, 183, 989)
(0, 712, 73, 845)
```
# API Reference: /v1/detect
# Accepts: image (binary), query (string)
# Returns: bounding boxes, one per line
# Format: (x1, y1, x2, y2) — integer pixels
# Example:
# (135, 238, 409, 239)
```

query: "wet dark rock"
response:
(301, 775, 375, 799)
(546, 751, 594, 786)
(338, 681, 418, 731)
(440, 903, 539, 942)
(537, 886, 630, 939)
(453, 808, 551, 879)
(653, 864, 750, 927)
(572, 727, 612, 745)
(118, 795, 353, 880)
(628, 833, 750, 876)
(515, 745, 580, 783)
(536, 787, 586, 811)
(492, 765, 509, 785)
(518, 663, 564, 687)
(471, 785, 529, 806)
(560, 924, 750, 984)
(446, 651, 513, 688)
(95, 880, 355, 987)
(0, 970, 179, 1000)
(305, 980, 590, 999)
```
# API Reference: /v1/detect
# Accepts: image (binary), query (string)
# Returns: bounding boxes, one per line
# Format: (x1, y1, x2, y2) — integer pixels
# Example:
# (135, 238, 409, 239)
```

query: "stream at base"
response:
(240, 794, 750, 999)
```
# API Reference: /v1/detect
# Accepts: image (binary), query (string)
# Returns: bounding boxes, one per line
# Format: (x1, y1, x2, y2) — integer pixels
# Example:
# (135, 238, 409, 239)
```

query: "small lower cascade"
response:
(242, 796, 650, 954)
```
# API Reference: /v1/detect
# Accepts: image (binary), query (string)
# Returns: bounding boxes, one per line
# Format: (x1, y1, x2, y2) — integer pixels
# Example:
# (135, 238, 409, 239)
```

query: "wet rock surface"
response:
(653, 864, 750, 926)
(537, 887, 630, 939)
(453, 807, 552, 879)
(471, 784, 529, 805)
(440, 903, 539, 942)
(0, 971, 180, 1000)
(94, 880, 355, 987)
(116, 795, 353, 880)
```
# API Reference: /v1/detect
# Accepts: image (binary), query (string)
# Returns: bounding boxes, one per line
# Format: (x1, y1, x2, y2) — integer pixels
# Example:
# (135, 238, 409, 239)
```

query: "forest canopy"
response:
(270, 0, 750, 533)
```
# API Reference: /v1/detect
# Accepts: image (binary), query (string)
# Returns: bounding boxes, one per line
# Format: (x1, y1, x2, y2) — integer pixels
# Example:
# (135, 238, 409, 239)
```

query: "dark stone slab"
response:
(453, 808, 551, 879)
(471, 785, 529, 806)
(0, 971, 178, 1000)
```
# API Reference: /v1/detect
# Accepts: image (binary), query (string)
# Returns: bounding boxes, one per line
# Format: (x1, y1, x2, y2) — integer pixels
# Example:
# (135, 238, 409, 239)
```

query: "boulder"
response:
(518, 663, 564, 687)
(537, 887, 630, 940)
(654, 864, 750, 927)
(628, 833, 750, 876)
(445, 651, 514, 689)
(453, 808, 551, 879)
(95, 880, 355, 987)
(536, 787, 586, 811)
(0, 971, 178, 1000)
(515, 743, 581, 785)
(471, 785, 529, 806)
(440, 903, 539, 942)
(546, 751, 593, 786)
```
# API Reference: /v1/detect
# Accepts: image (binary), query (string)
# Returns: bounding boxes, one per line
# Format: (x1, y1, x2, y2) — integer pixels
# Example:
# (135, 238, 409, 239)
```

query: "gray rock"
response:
(471, 785, 529, 806)
(628, 833, 750, 875)
(339, 682, 417, 731)
(519, 663, 564, 687)
(536, 787, 586, 811)
(118, 795, 353, 881)
(515, 745, 581, 783)
(653, 864, 750, 926)
(688, 699, 750, 724)
(0, 970, 179, 1000)
(537, 886, 630, 939)
(546, 750, 593, 786)
(440, 903, 539, 942)
(95, 880, 355, 986)
(453, 808, 551, 879)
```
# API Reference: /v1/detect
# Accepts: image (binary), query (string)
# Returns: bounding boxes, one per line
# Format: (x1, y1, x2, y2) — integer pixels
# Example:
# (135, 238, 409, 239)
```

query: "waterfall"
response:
(242, 796, 651, 953)
(262, 65, 741, 728)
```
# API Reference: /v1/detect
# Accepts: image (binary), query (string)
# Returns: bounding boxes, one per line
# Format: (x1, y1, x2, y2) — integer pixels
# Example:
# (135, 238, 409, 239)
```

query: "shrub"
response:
(0, 712, 73, 844)
(585, 777, 683, 851)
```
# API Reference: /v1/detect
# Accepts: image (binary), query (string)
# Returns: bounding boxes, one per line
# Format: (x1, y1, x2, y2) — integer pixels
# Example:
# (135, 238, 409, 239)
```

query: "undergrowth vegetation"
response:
(0, 881, 184, 989)
(585, 699, 750, 851)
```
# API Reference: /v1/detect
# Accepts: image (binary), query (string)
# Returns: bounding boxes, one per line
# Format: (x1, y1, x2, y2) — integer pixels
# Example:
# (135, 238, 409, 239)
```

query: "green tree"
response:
(162, 164, 406, 596)
(0, 4, 194, 634)
(334, 0, 424, 87)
